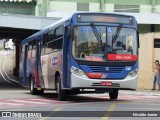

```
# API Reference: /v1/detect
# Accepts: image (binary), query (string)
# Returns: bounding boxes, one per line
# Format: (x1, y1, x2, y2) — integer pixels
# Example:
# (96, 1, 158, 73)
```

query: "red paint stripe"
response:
(108, 54, 138, 61)
(60, 55, 62, 65)
(34, 64, 40, 87)
(85, 56, 103, 62)
(86, 73, 103, 79)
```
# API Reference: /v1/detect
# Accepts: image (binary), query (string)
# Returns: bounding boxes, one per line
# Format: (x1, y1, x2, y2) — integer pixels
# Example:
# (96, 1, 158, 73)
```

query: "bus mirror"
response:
(67, 26, 72, 38)
(137, 31, 140, 48)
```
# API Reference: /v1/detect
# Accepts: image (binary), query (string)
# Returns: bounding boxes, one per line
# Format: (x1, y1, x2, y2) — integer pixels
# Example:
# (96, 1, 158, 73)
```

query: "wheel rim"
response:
(56, 80, 59, 94)
(30, 78, 33, 92)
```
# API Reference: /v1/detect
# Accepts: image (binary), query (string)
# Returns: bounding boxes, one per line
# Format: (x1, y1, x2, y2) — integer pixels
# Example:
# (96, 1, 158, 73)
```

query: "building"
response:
(0, 0, 36, 15)
(36, 0, 160, 34)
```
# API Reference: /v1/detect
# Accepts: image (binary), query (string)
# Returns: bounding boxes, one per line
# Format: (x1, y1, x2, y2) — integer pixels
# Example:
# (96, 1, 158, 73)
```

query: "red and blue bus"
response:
(19, 12, 139, 101)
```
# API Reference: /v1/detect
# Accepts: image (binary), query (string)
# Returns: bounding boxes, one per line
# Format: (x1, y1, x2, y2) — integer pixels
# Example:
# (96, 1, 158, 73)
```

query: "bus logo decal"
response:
(101, 74, 108, 79)
(105, 67, 109, 71)
(52, 57, 58, 66)
(126, 66, 132, 71)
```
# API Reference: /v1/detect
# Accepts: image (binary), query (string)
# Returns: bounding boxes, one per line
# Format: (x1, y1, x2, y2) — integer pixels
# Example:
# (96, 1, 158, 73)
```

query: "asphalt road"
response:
(0, 50, 160, 120)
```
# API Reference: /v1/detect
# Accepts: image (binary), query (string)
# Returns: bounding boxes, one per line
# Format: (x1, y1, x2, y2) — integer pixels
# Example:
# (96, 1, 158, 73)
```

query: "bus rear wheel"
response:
(29, 76, 44, 95)
(56, 76, 66, 101)
(109, 89, 118, 99)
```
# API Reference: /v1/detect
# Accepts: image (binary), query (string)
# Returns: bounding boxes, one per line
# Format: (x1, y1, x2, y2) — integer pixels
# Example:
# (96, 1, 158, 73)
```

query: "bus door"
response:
(40, 36, 50, 89)
(36, 40, 45, 89)
(19, 44, 28, 86)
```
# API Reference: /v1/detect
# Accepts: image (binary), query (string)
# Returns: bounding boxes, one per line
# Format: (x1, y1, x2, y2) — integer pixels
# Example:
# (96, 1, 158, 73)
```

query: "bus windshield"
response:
(72, 26, 137, 62)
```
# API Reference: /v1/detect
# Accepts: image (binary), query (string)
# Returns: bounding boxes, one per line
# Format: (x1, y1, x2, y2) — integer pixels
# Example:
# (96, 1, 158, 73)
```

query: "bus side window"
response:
(32, 40, 36, 58)
(21, 45, 25, 59)
(45, 29, 55, 54)
(27, 41, 32, 59)
(41, 34, 47, 55)
(51, 26, 63, 51)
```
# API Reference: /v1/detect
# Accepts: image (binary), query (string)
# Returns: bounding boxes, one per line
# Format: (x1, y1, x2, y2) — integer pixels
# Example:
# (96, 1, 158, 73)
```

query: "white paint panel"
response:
(8, 100, 47, 104)
(0, 13, 59, 30)
(113, 12, 160, 24)
(105, 4, 114, 12)
(49, 1, 77, 12)
(89, 3, 100, 12)
(140, 5, 152, 13)
(41, 55, 49, 88)
(155, 5, 160, 13)
(0, 102, 23, 106)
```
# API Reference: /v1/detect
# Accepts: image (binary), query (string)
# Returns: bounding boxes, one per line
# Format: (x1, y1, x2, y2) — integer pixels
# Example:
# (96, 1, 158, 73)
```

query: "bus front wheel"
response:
(57, 76, 66, 101)
(109, 89, 118, 99)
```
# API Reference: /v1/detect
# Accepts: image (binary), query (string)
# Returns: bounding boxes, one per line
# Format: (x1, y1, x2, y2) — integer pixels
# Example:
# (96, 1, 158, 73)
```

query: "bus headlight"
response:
(71, 66, 88, 78)
(126, 69, 138, 79)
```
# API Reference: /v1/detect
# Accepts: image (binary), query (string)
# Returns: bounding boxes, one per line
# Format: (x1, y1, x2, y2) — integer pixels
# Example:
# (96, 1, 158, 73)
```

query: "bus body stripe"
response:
(34, 64, 40, 87)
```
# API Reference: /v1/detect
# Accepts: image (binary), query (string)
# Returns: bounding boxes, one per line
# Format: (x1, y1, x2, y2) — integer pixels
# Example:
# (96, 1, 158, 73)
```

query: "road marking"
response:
(117, 108, 160, 110)
(8, 100, 48, 104)
(30, 99, 55, 102)
(0, 102, 23, 106)
(54, 107, 62, 111)
(39, 107, 62, 120)
(0, 58, 14, 85)
(3, 54, 19, 84)
(101, 102, 117, 120)
(119, 102, 160, 105)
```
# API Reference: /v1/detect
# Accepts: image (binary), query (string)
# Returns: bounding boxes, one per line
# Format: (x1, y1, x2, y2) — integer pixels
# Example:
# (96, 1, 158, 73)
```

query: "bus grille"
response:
(88, 66, 125, 73)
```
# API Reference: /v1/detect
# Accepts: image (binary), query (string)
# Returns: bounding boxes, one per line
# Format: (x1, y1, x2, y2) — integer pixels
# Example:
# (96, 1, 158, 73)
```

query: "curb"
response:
(119, 90, 160, 96)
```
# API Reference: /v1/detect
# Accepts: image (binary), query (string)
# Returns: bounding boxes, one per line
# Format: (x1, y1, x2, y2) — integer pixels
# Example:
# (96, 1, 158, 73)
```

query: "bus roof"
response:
(21, 12, 136, 45)
(21, 16, 71, 45)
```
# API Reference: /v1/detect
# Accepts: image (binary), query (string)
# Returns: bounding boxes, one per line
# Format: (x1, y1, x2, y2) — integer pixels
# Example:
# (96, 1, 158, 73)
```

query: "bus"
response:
(19, 12, 139, 101)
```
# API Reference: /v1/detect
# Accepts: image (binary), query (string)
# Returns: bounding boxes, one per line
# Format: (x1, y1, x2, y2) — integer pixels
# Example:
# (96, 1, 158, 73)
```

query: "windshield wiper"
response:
(90, 23, 104, 54)
(103, 24, 122, 57)
(112, 24, 122, 44)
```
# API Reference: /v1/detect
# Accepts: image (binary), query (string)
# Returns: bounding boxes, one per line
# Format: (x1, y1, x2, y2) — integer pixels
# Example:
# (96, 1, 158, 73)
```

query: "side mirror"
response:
(137, 31, 140, 48)
(67, 26, 73, 38)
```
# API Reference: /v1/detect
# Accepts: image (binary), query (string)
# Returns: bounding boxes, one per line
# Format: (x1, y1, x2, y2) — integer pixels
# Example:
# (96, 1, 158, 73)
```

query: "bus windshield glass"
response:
(72, 26, 137, 62)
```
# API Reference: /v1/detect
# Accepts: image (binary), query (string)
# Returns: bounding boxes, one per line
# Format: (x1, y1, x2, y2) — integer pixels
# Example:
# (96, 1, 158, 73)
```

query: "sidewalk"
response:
(119, 89, 160, 96)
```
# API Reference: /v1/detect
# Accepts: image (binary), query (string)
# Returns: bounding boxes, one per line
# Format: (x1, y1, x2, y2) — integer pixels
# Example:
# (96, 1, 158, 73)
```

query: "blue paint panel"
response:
(80, 61, 138, 79)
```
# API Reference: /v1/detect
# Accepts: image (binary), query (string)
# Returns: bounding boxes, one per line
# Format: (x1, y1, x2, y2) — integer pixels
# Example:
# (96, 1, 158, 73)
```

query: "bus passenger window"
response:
(27, 41, 32, 59)
(21, 45, 25, 59)
(45, 43, 52, 54)
(48, 29, 55, 42)
(52, 26, 63, 51)
(32, 40, 36, 58)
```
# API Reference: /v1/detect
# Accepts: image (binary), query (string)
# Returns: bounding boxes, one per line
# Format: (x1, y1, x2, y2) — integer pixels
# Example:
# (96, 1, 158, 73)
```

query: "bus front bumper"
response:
(70, 73, 138, 90)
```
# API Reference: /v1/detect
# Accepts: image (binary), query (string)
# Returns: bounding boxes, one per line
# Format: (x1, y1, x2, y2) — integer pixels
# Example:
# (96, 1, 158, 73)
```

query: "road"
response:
(0, 50, 160, 120)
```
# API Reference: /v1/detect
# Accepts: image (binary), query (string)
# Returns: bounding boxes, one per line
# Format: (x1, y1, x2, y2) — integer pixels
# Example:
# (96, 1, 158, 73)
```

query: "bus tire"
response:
(29, 76, 38, 95)
(57, 76, 66, 101)
(29, 76, 44, 95)
(109, 89, 118, 99)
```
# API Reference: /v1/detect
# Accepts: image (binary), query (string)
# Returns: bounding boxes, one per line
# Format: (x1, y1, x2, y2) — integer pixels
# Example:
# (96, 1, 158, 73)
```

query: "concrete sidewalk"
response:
(119, 89, 160, 96)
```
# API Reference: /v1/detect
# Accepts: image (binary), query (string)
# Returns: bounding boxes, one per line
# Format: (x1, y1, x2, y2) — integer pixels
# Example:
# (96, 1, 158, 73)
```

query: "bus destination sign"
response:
(77, 14, 133, 25)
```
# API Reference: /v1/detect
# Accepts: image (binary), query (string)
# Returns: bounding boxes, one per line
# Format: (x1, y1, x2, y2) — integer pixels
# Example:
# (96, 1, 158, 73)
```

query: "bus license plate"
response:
(101, 82, 112, 86)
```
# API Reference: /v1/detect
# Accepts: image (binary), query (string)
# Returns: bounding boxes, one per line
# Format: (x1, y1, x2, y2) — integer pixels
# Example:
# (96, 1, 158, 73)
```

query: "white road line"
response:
(0, 58, 14, 84)
(30, 99, 55, 102)
(8, 100, 48, 104)
(3, 52, 19, 84)
(0, 102, 23, 106)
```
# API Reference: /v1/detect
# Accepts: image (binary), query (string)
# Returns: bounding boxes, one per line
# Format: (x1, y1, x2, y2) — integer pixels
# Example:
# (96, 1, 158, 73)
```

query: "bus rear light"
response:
(70, 66, 88, 78)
